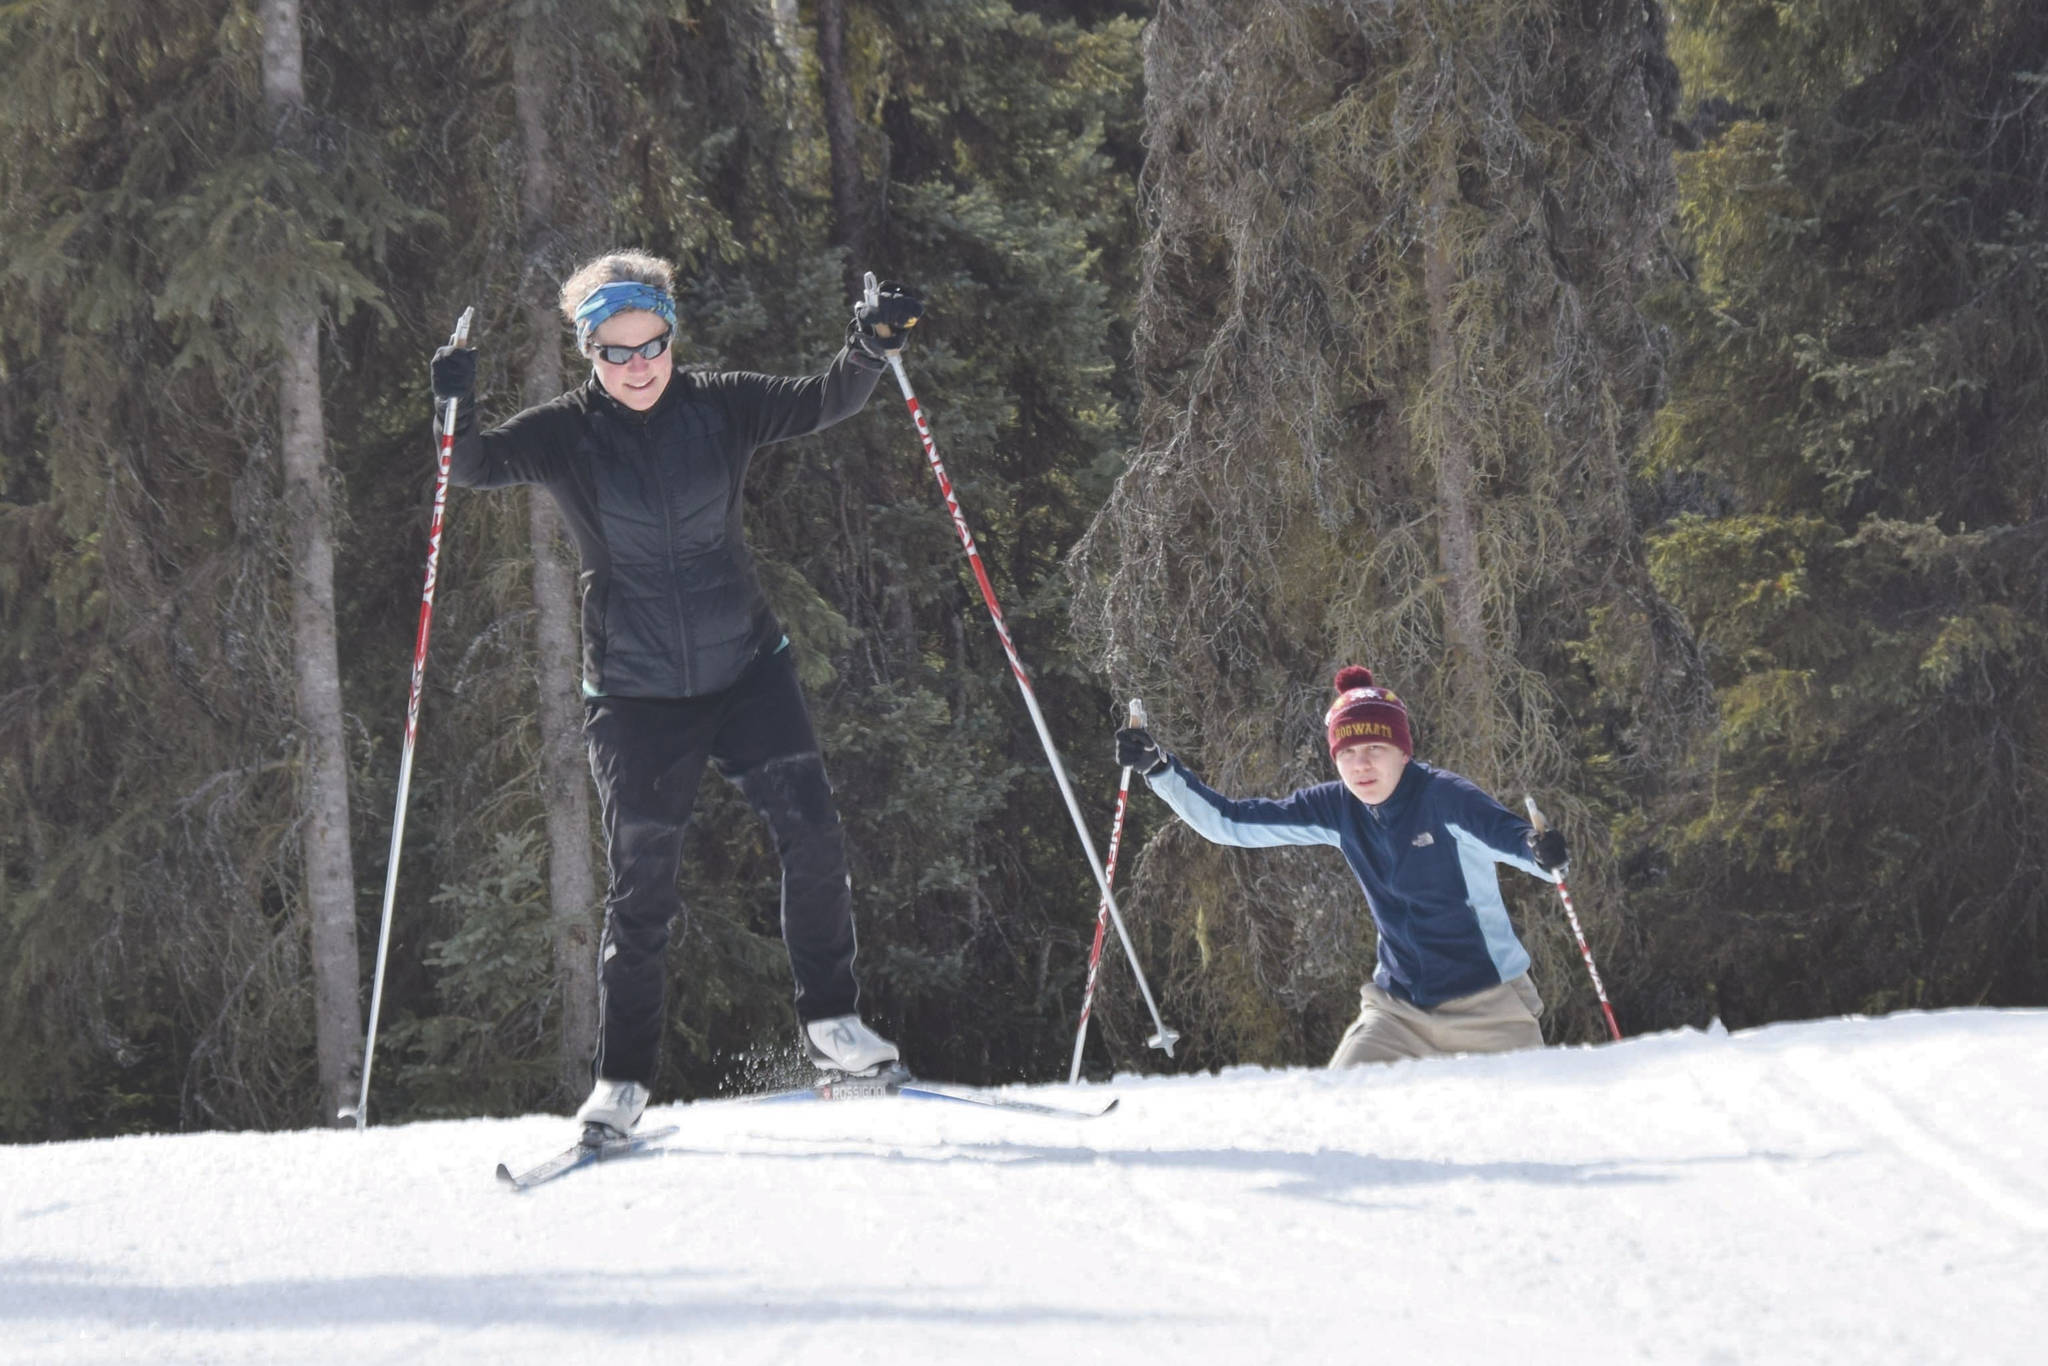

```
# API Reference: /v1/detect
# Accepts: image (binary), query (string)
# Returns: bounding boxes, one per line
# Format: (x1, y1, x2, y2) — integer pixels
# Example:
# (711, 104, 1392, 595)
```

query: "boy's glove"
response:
(850, 281, 923, 359)
(1116, 727, 1169, 777)
(1528, 828, 1569, 875)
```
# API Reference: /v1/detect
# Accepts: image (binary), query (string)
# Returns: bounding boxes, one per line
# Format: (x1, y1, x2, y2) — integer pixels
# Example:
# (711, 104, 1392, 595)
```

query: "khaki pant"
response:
(1328, 975, 1544, 1067)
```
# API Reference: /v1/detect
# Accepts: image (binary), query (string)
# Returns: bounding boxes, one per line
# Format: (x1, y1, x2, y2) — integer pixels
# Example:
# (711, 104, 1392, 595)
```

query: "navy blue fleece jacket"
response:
(1147, 756, 1556, 1007)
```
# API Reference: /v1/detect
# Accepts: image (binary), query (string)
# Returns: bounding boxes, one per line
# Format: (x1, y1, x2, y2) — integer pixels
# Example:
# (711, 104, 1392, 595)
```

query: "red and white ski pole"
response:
(1069, 698, 1146, 1083)
(1524, 796, 1623, 1043)
(868, 274, 1178, 1061)
(344, 306, 474, 1128)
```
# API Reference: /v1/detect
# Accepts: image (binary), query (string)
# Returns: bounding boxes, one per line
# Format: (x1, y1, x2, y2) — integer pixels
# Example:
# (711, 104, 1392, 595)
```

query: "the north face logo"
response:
(1411, 832, 1434, 848)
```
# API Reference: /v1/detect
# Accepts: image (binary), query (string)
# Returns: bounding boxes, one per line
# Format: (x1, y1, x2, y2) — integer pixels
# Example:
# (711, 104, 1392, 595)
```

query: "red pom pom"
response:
(1334, 665, 1375, 692)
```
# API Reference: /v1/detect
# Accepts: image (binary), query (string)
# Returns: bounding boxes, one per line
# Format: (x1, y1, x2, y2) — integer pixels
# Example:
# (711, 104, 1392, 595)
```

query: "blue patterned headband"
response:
(573, 281, 678, 349)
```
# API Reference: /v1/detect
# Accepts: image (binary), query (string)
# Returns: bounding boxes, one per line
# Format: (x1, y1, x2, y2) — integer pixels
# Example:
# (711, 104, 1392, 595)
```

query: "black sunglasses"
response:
(589, 329, 673, 365)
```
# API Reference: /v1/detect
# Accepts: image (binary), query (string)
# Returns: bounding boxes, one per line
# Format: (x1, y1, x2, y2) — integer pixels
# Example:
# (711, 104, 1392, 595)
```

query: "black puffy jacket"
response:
(447, 345, 883, 698)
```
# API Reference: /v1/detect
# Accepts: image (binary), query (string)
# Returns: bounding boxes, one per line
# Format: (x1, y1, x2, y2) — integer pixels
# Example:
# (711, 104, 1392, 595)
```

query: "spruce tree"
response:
(1639, 0, 2048, 1021)
(0, 0, 417, 1134)
(596, 0, 1149, 1090)
(1071, 0, 1704, 1061)
(343, 0, 670, 1117)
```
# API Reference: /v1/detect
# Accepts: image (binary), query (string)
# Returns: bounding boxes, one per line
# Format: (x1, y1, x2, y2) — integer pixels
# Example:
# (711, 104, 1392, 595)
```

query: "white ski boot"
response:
(803, 1015, 902, 1079)
(575, 1077, 649, 1144)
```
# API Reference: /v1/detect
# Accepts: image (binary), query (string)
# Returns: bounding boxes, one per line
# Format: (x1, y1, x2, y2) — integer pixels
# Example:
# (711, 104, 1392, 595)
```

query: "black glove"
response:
(1116, 726, 1169, 777)
(431, 345, 476, 403)
(1528, 827, 1568, 875)
(850, 281, 923, 359)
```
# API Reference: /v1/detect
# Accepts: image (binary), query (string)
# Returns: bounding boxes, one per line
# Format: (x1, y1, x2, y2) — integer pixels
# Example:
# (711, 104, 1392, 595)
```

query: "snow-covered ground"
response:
(4, 1009, 2044, 1364)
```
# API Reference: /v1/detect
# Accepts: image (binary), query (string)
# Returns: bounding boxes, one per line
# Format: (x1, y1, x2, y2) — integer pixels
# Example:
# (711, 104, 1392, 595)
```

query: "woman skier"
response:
(430, 251, 922, 1137)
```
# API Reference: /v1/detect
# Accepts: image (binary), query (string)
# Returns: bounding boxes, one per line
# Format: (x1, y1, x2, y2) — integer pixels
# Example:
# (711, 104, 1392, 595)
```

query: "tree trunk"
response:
(260, 0, 362, 1127)
(514, 17, 600, 1101)
(817, 0, 868, 276)
(1424, 150, 1490, 747)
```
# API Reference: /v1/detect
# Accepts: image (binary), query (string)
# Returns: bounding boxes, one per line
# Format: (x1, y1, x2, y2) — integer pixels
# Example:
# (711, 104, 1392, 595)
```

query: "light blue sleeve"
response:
(1443, 820, 1537, 983)
(1439, 773, 1559, 884)
(1146, 759, 1342, 849)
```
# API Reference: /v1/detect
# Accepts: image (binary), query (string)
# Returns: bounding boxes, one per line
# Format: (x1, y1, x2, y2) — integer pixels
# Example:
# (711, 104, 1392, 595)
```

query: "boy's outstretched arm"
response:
(1116, 726, 1340, 850)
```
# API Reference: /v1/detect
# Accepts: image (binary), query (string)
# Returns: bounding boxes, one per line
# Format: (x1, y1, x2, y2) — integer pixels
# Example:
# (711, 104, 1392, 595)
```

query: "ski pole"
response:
(867, 273, 1178, 1059)
(1524, 796, 1623, 1043)
(1069, 698, 1146, 1083)
(343, 306, 474, 1128)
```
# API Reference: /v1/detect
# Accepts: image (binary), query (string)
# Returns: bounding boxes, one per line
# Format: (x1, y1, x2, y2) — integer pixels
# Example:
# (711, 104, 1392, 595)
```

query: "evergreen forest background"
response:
(3, 0, 2043, 1141)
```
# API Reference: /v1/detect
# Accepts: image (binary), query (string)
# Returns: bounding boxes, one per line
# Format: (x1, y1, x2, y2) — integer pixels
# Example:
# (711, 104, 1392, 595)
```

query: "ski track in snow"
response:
(2, 1009, 2044, 1365)
(1776, 1042, 2048, 1234)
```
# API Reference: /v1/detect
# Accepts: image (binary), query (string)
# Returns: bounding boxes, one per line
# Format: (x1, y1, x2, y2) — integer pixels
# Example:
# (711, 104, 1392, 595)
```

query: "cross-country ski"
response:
(495, 1123, 682, 1191)
(748, 1073, 1119, 1119)
(499, 1076, 1116, 1188)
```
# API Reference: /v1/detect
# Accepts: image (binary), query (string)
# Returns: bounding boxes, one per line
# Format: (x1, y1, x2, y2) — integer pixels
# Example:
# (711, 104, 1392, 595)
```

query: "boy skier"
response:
(1116, 666, 1568, 1065)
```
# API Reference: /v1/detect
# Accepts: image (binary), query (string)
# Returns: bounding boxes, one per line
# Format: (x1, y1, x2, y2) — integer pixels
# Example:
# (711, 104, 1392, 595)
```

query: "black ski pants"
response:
(585, 643, 858, 1086)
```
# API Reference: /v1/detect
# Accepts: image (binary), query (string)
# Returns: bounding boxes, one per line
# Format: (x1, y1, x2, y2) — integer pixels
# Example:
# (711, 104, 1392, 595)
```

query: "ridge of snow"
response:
(5, 1008, 2044, 1364)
